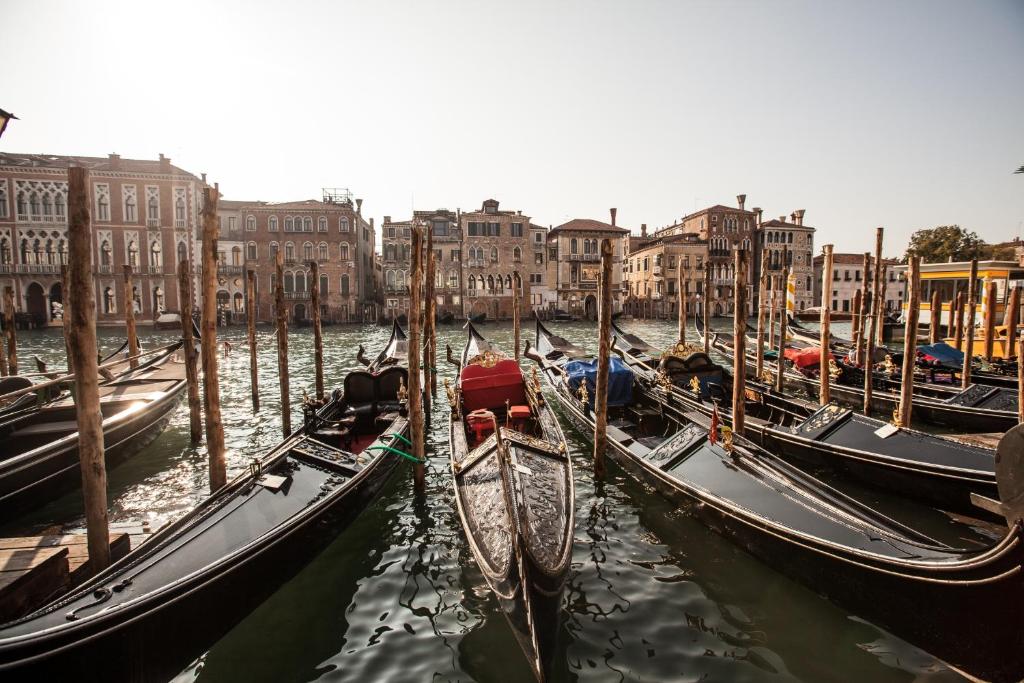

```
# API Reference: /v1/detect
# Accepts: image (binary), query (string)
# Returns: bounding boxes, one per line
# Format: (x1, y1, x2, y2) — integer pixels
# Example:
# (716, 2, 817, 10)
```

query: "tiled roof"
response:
(0, 152, 199, 179)
(760, 218, 814, 229)
(549, 218, 629, 235)
(683, 204, 756, 220)
(251, 199, 352, 211)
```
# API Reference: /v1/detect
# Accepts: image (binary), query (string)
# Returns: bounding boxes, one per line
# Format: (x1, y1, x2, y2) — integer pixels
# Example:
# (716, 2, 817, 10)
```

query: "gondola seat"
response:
(507, 404, 532, 431)
(343, 371, 377, 418)
(375, 367, 408, 413)
(466, 409, 496, 444)
(460, 360, 527, 412)
(662, 353, 723, 399)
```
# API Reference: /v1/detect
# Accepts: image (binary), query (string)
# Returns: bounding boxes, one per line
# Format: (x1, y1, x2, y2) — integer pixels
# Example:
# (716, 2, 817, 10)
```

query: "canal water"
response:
(3, 320, 994, 683)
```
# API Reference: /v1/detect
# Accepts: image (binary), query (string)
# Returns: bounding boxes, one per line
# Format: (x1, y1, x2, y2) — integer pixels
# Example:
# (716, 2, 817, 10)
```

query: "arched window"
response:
(318, 242, 328, 260)
(55, 194, 65, 219)
(231, 246, 242, 266)
(320, 273, 329, 295)
(788, 232, 793, 244)
(127, 240, 139, 267)
(303, 217, 312, 232)
(246, 216, 256, 231)
(340, 274, 349, 296)
(296, 271, 307, 292)
(124, 194, 136, 222)
(386, 270, 396, 289)
(284, 272, 294, 292)
(151, 241, 162, 267)
(284, 217, 293, 232)
(246, 241, 257, 260)
(303, 242, 313, 261)
(285, 242, 295, 261)
(103, 287, 115, 314)
(97, 194, 109, 221)
(449, 271, 459, 289)
(467, 274, 476, 291)
(269, 216, 278, 232)
(570, 238, 578, 255)
(0, 238, 11, 264)
(148, 196, 159, 221)
(505, 274, 513, 291)
(340, 217, 349, 233)
(340, 242, 350, 260)
(490, 247, 498, 262)
(101, 240, 112, 266)
(318, 217, 327, 232)
(42, 195, 53, 218)
(16, 192, 27, 216)
(397, 271, 406, 289)
(175, 197, 186, 222)
(487, 275, 495, 291)
(29, 193, 40, 217)
(177, 241, 187, 264)
(513, 246, 521, 262)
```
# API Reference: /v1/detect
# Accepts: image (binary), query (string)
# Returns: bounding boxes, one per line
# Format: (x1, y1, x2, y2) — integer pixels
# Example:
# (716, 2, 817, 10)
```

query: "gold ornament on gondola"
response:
(577, 382, 589, 405)
(467, 349, 504, 368)
(721, 425, 734, 452)
(883, 354, 896, 374)
(531, 365, 542, 394)
(759, 369, 774, 384)
(396, 376, 408, 405)
(828, 358, 841, 380)
(444, 379, 457, 409)
(891, 406, 901, 426)
(689, 376, 701, 395)
(656, 367, 672, 391)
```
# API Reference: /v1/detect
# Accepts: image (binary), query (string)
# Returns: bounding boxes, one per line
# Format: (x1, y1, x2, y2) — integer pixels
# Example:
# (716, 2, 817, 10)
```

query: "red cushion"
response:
(462, 374, 527, 412)
(460, 359, 522, 382)
(508, 405, 531, 419)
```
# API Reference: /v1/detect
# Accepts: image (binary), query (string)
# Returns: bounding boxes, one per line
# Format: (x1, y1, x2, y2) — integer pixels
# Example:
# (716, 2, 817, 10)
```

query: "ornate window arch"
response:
(101, 240, 112, 266)
(513, 246, 521, 262)
(340, 274, 349, 296)
(269, 216, 278, 231)
(303, 241, 314, 261)
(340, 242, 350, 260)
(285, 242, 295, 261)
(318, 216, 327, 232)
(490, 247, 498, 262)
(246, 241, 257, 260)
(318, 242, 328, 261)
(467, 274, 476, 290)
(340, 217, 349, 233)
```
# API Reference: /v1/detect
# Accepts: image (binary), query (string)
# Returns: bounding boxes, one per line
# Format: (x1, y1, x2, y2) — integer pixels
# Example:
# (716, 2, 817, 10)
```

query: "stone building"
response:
(755, 210, 816, 312)
(229, 190, 377, 324)
(214, 199, 259, 321)
(654, 194, 758, 316)
(546, 211, 627, 319)
(529, 223, 552, 313)
(813, 253, 906, 315)
(461, 199, 536, 321)
(380, 209, 462, 321)
(622, 231, 707, 319)
(0, 152, 204, 326)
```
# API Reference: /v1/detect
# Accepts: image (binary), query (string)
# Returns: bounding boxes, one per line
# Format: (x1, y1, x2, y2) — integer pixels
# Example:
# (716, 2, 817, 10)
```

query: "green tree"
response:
(904, 225, 988, 263)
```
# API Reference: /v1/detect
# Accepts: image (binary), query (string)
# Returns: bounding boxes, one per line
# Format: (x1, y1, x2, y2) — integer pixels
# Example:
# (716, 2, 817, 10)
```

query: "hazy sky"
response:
(2, 0, 1022, 255)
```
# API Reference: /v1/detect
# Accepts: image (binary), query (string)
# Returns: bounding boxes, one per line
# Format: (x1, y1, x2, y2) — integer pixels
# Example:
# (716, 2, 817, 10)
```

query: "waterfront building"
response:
(889, 259, 1019, 329)
(545, 211, 627, 319)
(529, 222, 553, 314)
(0, 152, 204, 326)
(755, 210, 816, 312)
(460, 199, 537, 321)
(380, 209, 462, 322)
(622, 231, 707, 319)
(813, 253, 905, 317)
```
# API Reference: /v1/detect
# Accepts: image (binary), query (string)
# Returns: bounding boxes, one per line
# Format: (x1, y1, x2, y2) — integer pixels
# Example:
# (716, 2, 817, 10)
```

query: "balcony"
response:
(174, 219, 186, 228)
(0, 264, 12, 274)
(653, 265, 663, 276)
(467, 259, 486, 268)
(149, 265, 164, 275)
(97, 265, 113, 274)
(16, 264, 62, 274)
(284, 291, 310, 300)
(709, 249, 730, 257)
(218, 264, 244, 275)
(147, 219, 160, 228)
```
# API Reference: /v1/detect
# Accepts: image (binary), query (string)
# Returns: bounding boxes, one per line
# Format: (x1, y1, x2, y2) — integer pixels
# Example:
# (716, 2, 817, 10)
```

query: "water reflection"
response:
(7, 321, 970, 681)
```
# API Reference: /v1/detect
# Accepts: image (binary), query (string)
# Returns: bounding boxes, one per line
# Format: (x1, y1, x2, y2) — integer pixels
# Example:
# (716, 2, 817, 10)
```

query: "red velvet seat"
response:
(461, 360, 527, 412)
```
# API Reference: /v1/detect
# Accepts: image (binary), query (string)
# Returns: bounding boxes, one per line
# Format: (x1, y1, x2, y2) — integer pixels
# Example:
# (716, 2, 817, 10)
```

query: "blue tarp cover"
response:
(565, 357, 633, 408)
(918, 342, 964, 367)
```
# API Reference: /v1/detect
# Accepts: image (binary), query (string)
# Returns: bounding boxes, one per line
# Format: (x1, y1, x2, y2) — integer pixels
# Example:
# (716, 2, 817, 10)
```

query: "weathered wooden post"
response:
(593, 239, 614, 478)
(855, 252, 870, 366)
(1019, 337, 1023, 424)
(678, 256, 687, 345)
(732, 250, 748, 434)
(177, 260, 202, 442)
(310, 260, 324, 401)
(121, 265, 140, 369)
(60, 265, 73, 374)
(424, 227, 437, 396)
(200, 186, 227, 492)
(702, 263, 712, 354)
(755, 250, 768, 379)
(863, 228, 884, 415)
(820, 244, 835, 405)
(3, 286, 16, 374)
(953, 290, 965, 351)
(897, 255, 921, 428)
(275, 251, 291, 436)
(428, 250, 438, 397)
(876, 263, 889, 347)
(851, 288, 863, 360)
(246, 269, 259, 412)
(513, 270, 521, 360)
(67, 166, 110, 571)
(1005, 285, 1020, 362)
(775, 263, 790, 395)
(0, 304, 7, 376)
(929, 289, 942, 345)
(768, 275, 778, 354)
(409, 226, 426, 492)
(962, 259, 979, 388)
(982, 280, 997, 361)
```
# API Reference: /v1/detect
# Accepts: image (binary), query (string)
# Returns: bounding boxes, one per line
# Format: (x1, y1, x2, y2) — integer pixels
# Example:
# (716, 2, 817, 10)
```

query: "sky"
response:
(2, 0, 1022, 256)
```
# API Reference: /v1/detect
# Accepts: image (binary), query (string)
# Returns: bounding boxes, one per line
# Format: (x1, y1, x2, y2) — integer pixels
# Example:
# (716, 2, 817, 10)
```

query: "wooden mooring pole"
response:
(593, 239, 614, 478)
(876, 263, 889, 348)
(246, 269, 259, 412)
(409, 226, 426, 492)
(67, 166, 110, 572)
(3, 286, 16, 375)
(122, 265, 140, 369)
(855, 252, 870, 366)
(819, 245, 834, 405)
(200, 186, 227, 493)
(962, 259, 978, 388)
(768, 276, 777, 355)
(851, 288, 863, 362)
(1019, 337, 1023, 425)
(732, 250, 747, 434)
(897, 255, 921, 428)
(702, 264, 712, 354)
(177, 260, 201, 443)
(513, 270, 521, 360)
(60, 265, 72, 374)
(1006, 285, 1020, 362)
(424, 227, 437, 396)
(863, 228, 883, 415)
(982, 280, 997, 362)
(274, 251, 291, 437)
(755, 250, 768, 380)
(678, 257, 687, 345)
(929, 289, 941, 345)
(0, 301, 7, 376)
(953, 290, 965, 350)
(310, 261, 324, 401)
(775, 264, 790, 395)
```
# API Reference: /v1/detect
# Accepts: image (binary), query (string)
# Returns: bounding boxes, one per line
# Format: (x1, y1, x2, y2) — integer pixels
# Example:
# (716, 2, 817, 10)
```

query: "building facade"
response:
(380, 209, 462, 321)
(461, 199, 536, 321)
(547, 213, 627, 319)
(813, 253, 906, 316)
(228, 190, 377, 324)
(755, 210, 816, 312)
(623, 231, 707, 319)
(0, 152, 204, 326)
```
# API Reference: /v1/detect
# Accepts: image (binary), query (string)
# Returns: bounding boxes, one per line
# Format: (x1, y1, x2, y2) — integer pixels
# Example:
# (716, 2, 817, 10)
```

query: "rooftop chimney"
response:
(779, 215, 786, 223)
(737, 194, 746, 211)
(370, 217, 374, 228)
(752, 207, 763, 228)
(356, 198, 363, 216)
(107, 153, 120, 170)
(610, 207, 617, 227)
(384, 215, 391, 224)
(641, 223, 647, 238)
(158, 153, 170, 173)
(794, 209, 805, 226)
(201, 172, 207, 184)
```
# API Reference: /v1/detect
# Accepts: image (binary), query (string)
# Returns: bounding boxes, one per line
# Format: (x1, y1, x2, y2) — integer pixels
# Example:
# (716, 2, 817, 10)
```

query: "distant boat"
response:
(154, 312, 182, 330)
(552, 309, 572, 322)
(436, 310, 455, 325)
(467, 312, 486, 324)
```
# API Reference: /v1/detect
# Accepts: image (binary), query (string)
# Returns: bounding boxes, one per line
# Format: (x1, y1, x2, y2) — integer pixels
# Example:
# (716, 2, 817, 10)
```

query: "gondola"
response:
(446, 322, 573, 682)
(0, 322, 413, 682)
(467, 311, 487, 325)
(0, 342, 188, 516)
(436, 310, 455, 325)
(527, 324, 1024, 683)
(605, 320, 999, 519)
(697, 313, 1018, 433)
